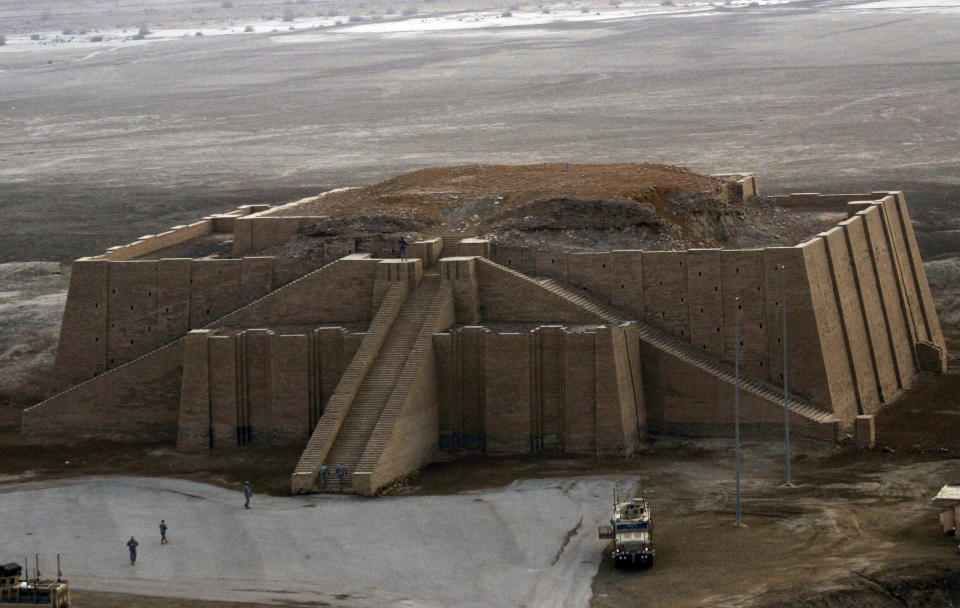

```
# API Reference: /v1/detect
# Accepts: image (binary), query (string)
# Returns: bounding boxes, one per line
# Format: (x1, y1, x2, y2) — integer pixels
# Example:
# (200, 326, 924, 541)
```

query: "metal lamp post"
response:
(734, 295, 742, 526)
(775, 263, 793, 487)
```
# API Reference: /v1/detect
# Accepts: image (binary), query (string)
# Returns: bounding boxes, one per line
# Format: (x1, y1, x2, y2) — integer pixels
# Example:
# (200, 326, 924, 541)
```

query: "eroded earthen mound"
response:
(269, 162, 838, 253)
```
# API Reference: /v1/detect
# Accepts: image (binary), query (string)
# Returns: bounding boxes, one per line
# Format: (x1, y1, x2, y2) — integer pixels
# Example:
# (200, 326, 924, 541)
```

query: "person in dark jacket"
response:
(159, 520, 168, 544)
(127, 536, 139, 564)
(243, 481, 252, 509)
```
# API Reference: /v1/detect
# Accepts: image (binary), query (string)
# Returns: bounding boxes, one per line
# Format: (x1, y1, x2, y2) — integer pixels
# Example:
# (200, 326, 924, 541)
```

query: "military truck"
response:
(0, 556, 70, 607)
(598, 486, 655, 568)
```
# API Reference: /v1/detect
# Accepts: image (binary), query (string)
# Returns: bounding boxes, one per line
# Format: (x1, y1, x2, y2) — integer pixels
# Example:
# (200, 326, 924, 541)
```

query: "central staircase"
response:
(292, 274, 449, 494)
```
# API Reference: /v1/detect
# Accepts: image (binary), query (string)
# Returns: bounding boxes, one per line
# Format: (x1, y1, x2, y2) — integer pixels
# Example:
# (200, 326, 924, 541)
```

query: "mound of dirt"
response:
(279, 163, 724, 220)
(270, 163, 836, 253)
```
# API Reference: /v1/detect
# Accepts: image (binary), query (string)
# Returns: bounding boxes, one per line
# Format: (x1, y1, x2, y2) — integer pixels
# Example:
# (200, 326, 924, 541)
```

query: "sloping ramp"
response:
(292, 275, 454, 494)
(532, 276, 837, 433)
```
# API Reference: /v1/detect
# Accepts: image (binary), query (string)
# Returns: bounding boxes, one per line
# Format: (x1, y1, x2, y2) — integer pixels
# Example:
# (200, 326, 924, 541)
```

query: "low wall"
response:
(97, 205, 260, 262)
(22, 341, 183, 440)
(233, 215, 426, 260)
(434, 323, 643, 455)
(765, 193, 875, 209)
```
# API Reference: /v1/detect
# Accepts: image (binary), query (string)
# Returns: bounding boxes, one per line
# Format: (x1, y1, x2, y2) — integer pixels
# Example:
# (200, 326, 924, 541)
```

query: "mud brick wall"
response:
(101, 220, 213, 261)
(176, 327, 362, 450)
(640, 341, 836, 440)
(23, 342, 183, 440)
(55, 256, 279, 386)
(485, 192, 946, 426)
(473, 259, 602, 324)
(764, 193, 874, 209)
(434, 324, 642, 455)
(99, 205, 258, 261)
(226, 255, 378, 328)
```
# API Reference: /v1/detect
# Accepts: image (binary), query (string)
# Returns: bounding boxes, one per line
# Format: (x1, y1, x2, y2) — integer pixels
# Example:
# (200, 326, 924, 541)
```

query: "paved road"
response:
(0, 476, 632, 607)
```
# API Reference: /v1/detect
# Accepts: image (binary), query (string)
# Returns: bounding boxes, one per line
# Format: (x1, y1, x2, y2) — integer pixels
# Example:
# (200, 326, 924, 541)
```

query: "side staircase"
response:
(291, 274, 451, 494)
(438, 234, 467, 259)
(532, 276, 838, 428)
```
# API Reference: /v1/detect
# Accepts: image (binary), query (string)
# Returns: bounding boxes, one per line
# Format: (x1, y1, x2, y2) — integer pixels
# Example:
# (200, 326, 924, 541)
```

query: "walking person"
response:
(336, 463, 347, 492)
(243, 481, 252, 509)
(320, 463, 329, 488)
(398, 237, 408, 260)
(159, 520, 168, 544)
(127, 536, 139, 565)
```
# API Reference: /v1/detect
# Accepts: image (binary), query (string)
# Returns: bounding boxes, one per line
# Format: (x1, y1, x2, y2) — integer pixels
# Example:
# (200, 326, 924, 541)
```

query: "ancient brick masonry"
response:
(22, 175, 947, 496)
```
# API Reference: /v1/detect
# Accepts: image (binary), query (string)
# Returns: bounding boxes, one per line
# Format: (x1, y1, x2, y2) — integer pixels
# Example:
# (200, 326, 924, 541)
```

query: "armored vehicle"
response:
(1, 556, 70, 607)
(598, 487, 655, 568)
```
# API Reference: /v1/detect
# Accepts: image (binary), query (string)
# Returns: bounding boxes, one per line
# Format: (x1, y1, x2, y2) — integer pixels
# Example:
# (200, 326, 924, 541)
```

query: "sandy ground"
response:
(3, 0, 960, 262)
(0, 262, 69, 407)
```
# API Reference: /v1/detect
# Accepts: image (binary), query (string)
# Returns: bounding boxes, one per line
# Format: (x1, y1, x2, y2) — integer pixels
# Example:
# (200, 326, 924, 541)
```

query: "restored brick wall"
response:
(483, 332, 532, 453)
(475, 259, 602, 323)
(845, 213, 898, 404)
(642, 251, 690, 338)
(823, 223, 879, 411)
(55, 256, 279, 386)
(862, 204, 916, 387)
(176, 327, 361, 450)
(640, 340, 836, 440)
(481, 192, 945, 428)
(800, 237, 859, 420)
(562, 331, 597, 453)
(436, 324, 643, 455)
(687, 249, 725, 359)
(269, 334, 312, 445)
(102, 219, 213, 261)
(24, 341, 183, 440)
(227, 256, 378, 328)
(721, 250, 767, 379)
(609, 250, 644, 317)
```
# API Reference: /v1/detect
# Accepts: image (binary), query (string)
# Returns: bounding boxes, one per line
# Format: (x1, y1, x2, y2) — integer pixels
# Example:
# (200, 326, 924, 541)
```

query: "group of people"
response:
(124, 471, 349, 565)
(320, 463, 349, 490)
(125, 519, 167, 565)
(125, 481, 255, 565)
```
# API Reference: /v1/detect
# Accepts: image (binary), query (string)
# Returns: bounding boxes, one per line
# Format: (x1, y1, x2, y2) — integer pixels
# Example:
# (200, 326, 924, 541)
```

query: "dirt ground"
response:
(4, 1, 960, 263)
(2, 437, 959, 607)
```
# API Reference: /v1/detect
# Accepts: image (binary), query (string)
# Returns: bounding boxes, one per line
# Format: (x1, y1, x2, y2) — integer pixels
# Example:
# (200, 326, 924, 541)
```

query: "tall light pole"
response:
(775, 263, 792, 487)
(734, 295, 742, 526)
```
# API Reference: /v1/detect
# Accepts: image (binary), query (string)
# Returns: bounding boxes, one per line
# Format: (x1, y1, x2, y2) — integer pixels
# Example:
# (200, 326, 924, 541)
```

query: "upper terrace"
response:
(88, 167, 879, 269)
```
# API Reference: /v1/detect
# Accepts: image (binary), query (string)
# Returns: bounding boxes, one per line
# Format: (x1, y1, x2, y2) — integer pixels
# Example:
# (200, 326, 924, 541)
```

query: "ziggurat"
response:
(22, 166, 947, 496)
